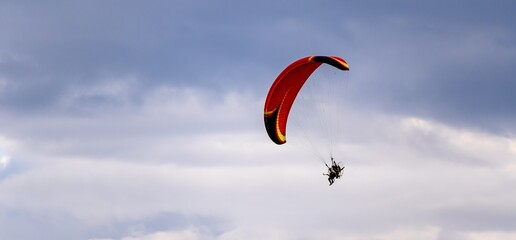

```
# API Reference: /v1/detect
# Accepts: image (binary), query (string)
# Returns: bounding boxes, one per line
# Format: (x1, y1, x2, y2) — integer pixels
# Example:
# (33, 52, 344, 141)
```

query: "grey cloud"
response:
(2, 0, 516, 120)
(343, 19, 516, 134)
(1, 1, 516, 239)
(0, 210, 224, 240)
(0, 88, 264, 166)
(434, 204, 516, 232)
(1, 0, 331, 114)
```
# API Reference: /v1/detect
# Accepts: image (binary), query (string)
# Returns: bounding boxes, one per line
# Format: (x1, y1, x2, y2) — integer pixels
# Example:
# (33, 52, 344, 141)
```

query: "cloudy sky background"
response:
(1, 1, 516, 239)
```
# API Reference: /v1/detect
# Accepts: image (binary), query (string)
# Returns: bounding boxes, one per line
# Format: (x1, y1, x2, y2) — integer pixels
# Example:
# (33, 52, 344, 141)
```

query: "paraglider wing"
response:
(264, 56, 349, 144)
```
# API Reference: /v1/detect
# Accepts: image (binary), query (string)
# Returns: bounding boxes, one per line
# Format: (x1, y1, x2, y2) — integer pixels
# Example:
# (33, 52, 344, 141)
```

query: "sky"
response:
(1, 0, 516, 239)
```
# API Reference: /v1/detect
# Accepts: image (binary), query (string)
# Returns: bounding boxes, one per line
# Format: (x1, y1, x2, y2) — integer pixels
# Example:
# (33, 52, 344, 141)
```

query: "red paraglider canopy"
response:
(264, 56, 349, 144)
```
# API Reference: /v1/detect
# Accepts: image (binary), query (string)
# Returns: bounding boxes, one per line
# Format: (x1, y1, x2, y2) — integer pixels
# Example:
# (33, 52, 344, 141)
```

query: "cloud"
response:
(0, 155, 9, 169)
(1, 87, 515, 239)
(0, 86, 266, 168)
(343, 17, 516, 133)
(461, 231, 516, 240)
(121, 229, 206, 240)
(1, 1, 516, 239)
(2, 0, 515, 133)
(0, 136, 17, 179)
